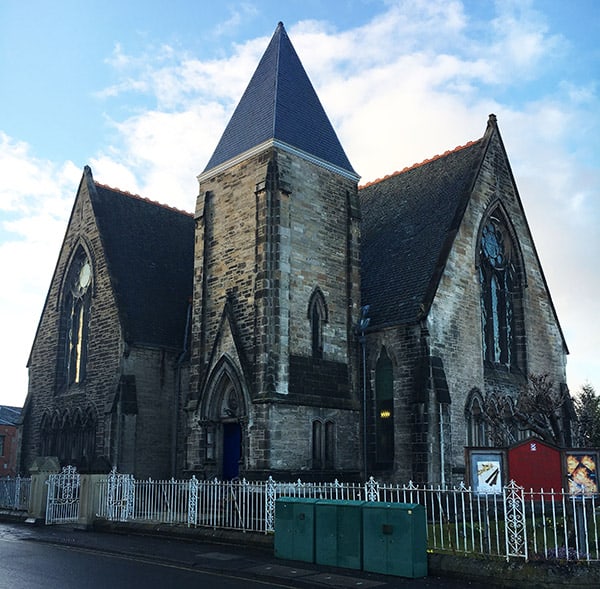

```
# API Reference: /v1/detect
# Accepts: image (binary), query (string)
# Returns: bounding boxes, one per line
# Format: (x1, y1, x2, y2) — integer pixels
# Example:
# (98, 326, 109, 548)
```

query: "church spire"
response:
(201, 22, 357, 179)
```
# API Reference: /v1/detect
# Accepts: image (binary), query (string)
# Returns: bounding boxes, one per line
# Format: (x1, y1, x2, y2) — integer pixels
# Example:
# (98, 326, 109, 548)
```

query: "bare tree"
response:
(481, 393, 518, 447)
(480, 374, 572, 447)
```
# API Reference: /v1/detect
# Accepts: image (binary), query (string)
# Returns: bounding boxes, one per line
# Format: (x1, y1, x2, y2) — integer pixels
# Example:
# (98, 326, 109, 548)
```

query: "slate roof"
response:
(88, 169, 195, 350)
(0, 405, 21, 426)
(203, 22, 356, 177)
(359, 139, 486, 328)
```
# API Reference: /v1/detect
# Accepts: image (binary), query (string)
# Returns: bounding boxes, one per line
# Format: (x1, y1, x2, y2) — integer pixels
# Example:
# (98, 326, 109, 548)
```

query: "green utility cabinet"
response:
(274, 497, 317, 563)
(315, 500, 365, 569)
(362, 502, 427, 578)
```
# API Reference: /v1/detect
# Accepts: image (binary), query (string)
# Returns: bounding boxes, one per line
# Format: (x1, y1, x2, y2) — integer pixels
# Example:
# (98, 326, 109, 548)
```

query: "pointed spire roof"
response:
(201, 22, 357, 180)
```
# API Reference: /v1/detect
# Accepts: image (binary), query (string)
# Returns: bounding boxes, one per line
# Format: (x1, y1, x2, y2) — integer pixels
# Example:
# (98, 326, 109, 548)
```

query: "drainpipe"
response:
(355, 305, 370, 482)
(421, 319, 445, 485)
(439, 402, 446, 486)
(172, 298, 192, 478)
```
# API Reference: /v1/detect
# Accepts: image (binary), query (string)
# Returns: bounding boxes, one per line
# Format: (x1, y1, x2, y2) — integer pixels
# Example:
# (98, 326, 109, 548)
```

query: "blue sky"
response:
(1, 0, 599, 407)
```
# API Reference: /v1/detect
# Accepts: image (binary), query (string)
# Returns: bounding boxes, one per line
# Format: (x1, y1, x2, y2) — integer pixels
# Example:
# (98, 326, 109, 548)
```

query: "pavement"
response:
(0, 517, 487, 588)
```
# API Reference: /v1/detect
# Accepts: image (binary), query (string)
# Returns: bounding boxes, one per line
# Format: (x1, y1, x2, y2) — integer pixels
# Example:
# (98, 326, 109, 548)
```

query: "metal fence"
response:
(0, 475, 31, 511)
(95, 472, 600, 563)
(46, 466, 81, 524)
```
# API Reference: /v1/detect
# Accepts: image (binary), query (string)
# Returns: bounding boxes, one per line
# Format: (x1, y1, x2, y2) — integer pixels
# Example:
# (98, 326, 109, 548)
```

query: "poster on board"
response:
(565, 451, 598, 495)
(469, 450, 504, 495)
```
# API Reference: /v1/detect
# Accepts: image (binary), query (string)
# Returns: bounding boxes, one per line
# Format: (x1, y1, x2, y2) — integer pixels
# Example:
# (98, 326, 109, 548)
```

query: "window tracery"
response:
(40, 408, 97, 469)
(479, 213, 520, 369)
(57, 248, 92, 390)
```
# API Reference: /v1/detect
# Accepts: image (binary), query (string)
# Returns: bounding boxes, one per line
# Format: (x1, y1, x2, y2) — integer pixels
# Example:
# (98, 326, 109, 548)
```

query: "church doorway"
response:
(200, 355, 249, 480)
(222, 422, 241, 480)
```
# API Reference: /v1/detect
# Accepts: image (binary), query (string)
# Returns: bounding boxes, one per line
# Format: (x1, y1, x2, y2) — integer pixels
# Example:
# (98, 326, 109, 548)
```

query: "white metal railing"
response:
(0, 475, 32, 511)
(94, 474, 600, 563)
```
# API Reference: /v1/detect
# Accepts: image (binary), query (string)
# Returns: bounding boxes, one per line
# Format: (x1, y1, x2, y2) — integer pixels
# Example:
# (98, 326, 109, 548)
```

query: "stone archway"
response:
(200, 356, 249, 479)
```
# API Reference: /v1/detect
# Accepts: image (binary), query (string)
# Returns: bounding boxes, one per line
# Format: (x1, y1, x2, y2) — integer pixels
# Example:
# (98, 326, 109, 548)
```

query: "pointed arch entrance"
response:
(201, 356, 249, 480)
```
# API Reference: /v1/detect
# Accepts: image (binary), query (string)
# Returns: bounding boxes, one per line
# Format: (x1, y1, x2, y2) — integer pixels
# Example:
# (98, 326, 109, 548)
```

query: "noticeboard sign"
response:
(565, 451, 598, 496)
(468, 450, 505, 495)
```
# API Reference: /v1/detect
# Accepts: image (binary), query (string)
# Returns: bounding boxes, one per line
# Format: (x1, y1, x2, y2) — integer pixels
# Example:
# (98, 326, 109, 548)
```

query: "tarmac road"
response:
(0, 521, 487, 588)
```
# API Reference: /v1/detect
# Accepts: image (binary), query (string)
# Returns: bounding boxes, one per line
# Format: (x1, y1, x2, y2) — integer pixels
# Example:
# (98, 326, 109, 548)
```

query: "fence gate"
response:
(105, 468, 135, 521)
(46, 466, 80, 524)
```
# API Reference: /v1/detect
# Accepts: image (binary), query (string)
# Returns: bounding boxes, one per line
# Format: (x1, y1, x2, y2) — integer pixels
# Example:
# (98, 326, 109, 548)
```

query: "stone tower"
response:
(185, 23, 362, 479)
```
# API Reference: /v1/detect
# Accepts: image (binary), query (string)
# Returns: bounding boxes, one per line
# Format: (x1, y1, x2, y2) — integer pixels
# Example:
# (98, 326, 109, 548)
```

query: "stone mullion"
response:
(275, 185, 291, 395)
(254, 181, 276, 398)
(190, 190, 210, 398)
(345, 187, 362, 402)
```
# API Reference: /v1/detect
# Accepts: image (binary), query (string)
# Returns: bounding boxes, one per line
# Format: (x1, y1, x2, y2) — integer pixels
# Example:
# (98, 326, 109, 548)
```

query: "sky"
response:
(0, 0, 598, 408)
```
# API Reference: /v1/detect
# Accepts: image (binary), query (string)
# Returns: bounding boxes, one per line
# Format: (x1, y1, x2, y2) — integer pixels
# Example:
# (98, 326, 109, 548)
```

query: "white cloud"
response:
(0, 135, 80, 405)
(2, 0, 598, 405)
(213, 3, 259, 38)
(91, 2, 600, 396)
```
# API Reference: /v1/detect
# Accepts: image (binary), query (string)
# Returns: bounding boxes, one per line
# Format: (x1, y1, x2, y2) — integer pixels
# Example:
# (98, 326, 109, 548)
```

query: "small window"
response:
(466, 392, 489, 447)
(375, 348, 394, 464)
(312, 421, 323, 467)
(324, 421, 335, 469)
(308, 288, 328, 359)
(312, 419, 335, 469)
(0, 435, 5, 457)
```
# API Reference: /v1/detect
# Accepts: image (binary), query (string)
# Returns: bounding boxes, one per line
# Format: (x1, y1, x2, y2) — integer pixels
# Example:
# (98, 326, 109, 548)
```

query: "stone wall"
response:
(426, 130, 568, 479)
(22, 179, 123, 472)
(364, 323, 427, 482)
(188, 147, 362, 477)
(120, 347, 179, 479)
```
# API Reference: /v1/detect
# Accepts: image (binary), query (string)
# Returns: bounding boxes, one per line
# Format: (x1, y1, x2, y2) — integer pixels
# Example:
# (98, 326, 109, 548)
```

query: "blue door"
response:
(222, 423, 241, 480)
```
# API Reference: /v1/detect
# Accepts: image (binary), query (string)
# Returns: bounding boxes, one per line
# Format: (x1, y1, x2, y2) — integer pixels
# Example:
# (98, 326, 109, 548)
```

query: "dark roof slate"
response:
(89, 172, 195, 349)
(359, 139, 486, 327)
(203, 22, 355, 176)
(0, 405, 21, 425)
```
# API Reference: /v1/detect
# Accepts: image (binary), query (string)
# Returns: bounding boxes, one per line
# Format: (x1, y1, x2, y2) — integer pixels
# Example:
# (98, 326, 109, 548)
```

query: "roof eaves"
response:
(198, 137, 361, 183)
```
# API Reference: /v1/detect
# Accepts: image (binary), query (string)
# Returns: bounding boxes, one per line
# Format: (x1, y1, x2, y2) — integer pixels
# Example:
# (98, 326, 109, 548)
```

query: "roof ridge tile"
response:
(93, 181, 193, 217)
(359, 139, 481, 190)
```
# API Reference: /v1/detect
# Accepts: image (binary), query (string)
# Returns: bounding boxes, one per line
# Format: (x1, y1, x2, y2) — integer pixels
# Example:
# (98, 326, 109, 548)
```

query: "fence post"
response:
(106, 467, 117, 521)
(503, 479, 528, 561)
(188, 476, 198, 527)
(265, 476, 276, 531)
(365, 476, 379, 502)
(14, 475, 21, 510)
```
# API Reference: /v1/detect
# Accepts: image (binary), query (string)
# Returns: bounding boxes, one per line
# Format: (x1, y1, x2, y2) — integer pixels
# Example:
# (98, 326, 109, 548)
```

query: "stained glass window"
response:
(480, 217, 515, 368)
(58, 249, 92, 390)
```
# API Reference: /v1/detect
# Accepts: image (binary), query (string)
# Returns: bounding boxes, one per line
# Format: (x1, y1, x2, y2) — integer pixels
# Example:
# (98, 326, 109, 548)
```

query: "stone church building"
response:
(20, 23, 569, 483)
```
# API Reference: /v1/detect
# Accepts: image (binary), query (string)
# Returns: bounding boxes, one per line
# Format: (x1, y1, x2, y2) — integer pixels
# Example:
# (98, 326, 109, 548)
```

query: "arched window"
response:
(375, 348, 394, 464)
(312, 419, 335, 469)
(57, 248, 92, 390)
(40, 408, 97, 469)
(308, 288, 328, 359)
(479, 212, 522, 370)
(312, 420, 322, 468)
(466, 391, 489, 447)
